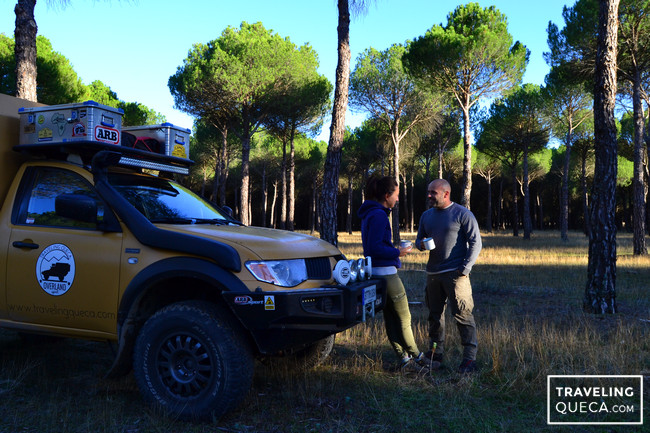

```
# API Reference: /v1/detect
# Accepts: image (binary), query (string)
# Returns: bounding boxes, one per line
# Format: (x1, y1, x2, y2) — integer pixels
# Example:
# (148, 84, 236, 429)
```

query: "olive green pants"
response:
(425, 271, 478, 361)
(378, 273, 420, 360)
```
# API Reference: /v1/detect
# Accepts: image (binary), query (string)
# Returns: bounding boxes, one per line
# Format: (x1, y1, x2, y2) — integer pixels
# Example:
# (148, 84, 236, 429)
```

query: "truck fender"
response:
(105, 257, 249, 379)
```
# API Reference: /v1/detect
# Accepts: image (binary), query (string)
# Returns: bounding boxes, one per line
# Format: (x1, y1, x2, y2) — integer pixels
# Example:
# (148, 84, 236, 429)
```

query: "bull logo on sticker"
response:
(36, 244, 75, 296)
(72, 123, 86, 137)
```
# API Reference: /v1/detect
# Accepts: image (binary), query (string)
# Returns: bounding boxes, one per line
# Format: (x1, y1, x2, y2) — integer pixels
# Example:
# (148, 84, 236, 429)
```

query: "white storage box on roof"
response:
(123, 123, 191, 160)
(19, 100, 123, 146)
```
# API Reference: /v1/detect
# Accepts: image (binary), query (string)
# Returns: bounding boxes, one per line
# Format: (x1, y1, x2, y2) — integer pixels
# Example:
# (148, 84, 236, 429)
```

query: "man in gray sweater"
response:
(415, 179, 482, 373)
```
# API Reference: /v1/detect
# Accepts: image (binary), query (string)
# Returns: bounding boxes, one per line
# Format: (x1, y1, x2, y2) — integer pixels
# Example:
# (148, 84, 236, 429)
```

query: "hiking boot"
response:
(416, 352, 441, 370)
(423, 350, 443, 363)
(458, 359, 477, 374)
(400, 357, 430, 375)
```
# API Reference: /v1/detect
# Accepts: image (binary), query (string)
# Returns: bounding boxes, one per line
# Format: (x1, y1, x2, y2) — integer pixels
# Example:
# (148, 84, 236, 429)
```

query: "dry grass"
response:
(1, 230, 649, 432)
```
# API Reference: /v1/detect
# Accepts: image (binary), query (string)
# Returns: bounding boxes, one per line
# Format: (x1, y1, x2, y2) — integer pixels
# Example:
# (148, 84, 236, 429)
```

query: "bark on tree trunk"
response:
(511, 168, 519, 237)
(498, 178, 504, 230)
(523, 146, 532, 239)
(584, 0, 619, 315)
(346, 177, 352, 235)
(287, 127, 296, 231)
(320, 0, 351, 247)
(437, 142, 443, 180)
(581, 153, 591, 236)
(280, 140, 287, 230)
(560, 129, 573, 241)
(632, 68, 647, 254)
(409, 173, 415, 233)
(310, 179, 317, 235)
(461, 104, 472, 209)
(270, 180, 278, 229)
(392, 131, 401, 245)
(240, 125, 252, 226)
(262, 164, 268, 227)
(486, 175, 493, 233)
(14, 0, 38, 102)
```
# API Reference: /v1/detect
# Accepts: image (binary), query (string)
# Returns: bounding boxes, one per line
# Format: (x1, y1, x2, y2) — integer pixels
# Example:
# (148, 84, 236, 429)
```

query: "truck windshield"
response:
(108, 173, 233, 224)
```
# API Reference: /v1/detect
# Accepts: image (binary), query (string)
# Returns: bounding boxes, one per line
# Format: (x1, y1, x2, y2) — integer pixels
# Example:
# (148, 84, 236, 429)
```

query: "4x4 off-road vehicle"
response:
(0, 95, 385, 421)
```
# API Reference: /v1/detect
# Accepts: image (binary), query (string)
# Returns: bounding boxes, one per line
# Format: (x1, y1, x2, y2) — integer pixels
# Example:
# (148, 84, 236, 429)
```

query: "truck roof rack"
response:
(13, 141, 192, 175)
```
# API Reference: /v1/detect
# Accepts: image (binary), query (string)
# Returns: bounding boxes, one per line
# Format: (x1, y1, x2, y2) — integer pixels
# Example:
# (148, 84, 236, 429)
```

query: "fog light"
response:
(348, 259, 358, 282)
(333, 260, 350, 285)
(357, 258, 366, 280)
(321, 296, 334, 313)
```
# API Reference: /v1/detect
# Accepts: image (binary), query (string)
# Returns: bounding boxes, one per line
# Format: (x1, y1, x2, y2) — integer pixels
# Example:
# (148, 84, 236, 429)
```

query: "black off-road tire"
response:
(133, 301, 254, 421)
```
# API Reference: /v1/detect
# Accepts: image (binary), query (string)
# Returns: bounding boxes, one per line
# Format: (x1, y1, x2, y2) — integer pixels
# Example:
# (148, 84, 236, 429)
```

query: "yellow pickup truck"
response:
(0, 94, 385, 421)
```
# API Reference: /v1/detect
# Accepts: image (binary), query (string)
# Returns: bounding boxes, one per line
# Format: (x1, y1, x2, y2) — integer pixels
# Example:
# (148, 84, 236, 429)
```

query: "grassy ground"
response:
(1, 230, 649, 432)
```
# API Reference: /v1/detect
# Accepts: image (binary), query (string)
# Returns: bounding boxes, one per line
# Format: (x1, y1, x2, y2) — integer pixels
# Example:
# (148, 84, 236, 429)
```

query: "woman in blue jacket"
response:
(358, 175, 427, 372)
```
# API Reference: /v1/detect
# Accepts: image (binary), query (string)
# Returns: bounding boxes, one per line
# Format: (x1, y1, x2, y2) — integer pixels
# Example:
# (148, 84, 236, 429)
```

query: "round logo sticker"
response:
(36, 244, 76, 296)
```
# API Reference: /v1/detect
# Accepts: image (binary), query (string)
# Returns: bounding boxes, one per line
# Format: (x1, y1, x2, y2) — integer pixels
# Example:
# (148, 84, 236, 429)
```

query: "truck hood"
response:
(157, 224, 341, 260)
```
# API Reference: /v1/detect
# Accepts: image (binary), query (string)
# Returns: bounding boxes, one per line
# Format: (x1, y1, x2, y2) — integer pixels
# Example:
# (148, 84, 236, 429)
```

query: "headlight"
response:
(246, 259, 308, 287)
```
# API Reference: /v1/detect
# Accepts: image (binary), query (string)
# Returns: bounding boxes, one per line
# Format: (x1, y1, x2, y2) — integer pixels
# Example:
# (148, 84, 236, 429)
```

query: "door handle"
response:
(12, 241, 39, 249)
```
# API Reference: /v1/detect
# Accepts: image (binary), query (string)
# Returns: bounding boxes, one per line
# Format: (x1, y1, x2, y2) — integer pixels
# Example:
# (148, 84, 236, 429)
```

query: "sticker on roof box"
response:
(172, 144, 187, 159)
(36, 243, 76, 296)
(72, 123, 86, 137)
(95, 125, 120, 144)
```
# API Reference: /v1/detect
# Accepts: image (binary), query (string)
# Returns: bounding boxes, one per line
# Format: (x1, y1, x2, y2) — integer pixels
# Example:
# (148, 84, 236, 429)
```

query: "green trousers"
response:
(378, 272, 420, 360)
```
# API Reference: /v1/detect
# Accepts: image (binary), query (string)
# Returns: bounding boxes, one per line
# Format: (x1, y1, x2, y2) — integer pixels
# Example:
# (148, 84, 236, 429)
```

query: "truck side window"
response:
(16, 167, 104, 230)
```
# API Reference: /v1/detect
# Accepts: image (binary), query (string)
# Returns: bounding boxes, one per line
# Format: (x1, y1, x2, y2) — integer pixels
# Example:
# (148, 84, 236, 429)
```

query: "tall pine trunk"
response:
(632, 68, 647, 254)
(523, 145, 532, 239)
(320, 0, 351, 246)
(511, 167, 519, 237)
(346, 177, 353, 235)
(240, 117, 252, 225)
(461, 103, 472, 209)
(486, 175, 493, 233)
(584, 0, 619, 315)
(560, 129, 573, 241)
(280, 140, 287, 230)
(287, 126, 296, 231)
(581, 152, 591, 236)
(14, 0, 38, 102)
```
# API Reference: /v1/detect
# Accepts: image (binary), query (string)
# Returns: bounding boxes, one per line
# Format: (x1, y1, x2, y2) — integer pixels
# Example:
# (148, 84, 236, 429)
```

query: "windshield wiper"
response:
(192, 218, 244, 226)
(149, 217, 244, 226)
(149, 217, 194, 224)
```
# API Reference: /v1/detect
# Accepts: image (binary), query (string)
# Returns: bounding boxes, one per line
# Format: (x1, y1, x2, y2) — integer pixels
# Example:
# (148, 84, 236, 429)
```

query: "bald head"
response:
(427, 179, 452, 209)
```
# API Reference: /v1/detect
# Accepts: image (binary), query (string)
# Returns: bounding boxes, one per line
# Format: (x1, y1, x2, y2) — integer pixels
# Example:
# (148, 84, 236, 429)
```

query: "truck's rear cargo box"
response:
(0, 94, 44, 201)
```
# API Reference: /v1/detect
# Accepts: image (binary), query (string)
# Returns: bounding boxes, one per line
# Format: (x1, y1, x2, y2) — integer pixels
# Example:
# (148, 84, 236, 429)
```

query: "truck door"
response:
(6, 166, 122, 334)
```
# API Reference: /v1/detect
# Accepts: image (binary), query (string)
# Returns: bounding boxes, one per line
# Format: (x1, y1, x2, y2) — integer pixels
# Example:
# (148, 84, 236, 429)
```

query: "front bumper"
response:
(222, 278, 386, 354)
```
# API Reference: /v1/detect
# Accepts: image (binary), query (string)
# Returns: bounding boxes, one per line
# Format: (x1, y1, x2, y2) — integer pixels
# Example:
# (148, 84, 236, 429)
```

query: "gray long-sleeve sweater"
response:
(415, 202, 482, 275)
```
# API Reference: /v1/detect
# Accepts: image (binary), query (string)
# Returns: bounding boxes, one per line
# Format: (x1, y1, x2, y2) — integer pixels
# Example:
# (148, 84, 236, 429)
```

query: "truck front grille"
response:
(306, 257, 331, 280)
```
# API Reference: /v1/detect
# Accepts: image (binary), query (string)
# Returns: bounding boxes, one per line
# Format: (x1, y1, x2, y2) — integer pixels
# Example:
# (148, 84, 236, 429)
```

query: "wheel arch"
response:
(105, 256, 251, 378)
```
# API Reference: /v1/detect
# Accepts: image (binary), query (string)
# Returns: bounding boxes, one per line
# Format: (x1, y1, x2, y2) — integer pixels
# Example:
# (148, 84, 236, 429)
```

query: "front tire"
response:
(133, 301, 253, 421)
(263, 334, 335, 372)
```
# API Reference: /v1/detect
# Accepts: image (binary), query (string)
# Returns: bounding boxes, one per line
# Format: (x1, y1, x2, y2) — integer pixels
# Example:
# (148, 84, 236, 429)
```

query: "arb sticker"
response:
(36, 244, 76, 296)
(95, 125, 120, 144)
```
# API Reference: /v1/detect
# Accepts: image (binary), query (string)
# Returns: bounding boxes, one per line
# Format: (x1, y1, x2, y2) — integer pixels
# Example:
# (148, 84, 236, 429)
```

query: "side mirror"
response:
(55, 193, 98, 223)
(222, 205, 234, 218)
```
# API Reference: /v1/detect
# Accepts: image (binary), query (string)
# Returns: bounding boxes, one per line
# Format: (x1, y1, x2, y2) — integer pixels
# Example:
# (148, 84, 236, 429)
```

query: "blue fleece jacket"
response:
(358, 200, 401, 268)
